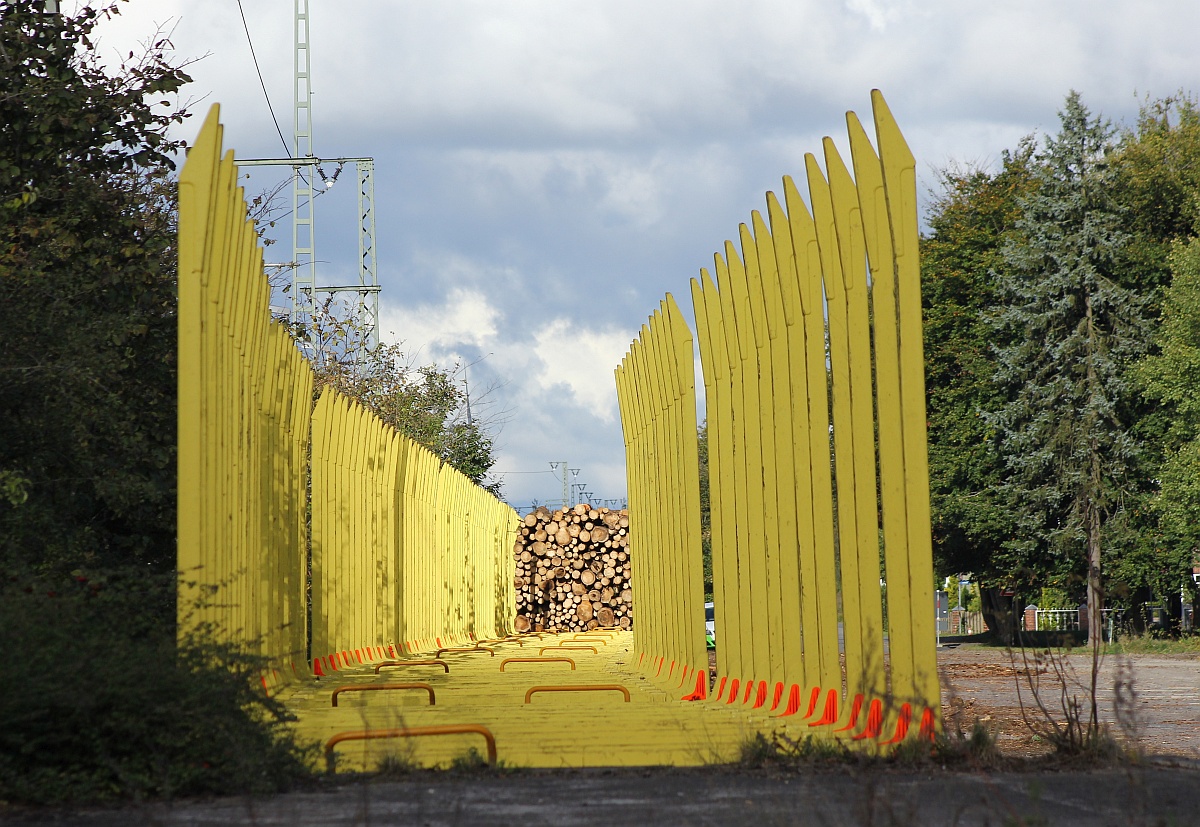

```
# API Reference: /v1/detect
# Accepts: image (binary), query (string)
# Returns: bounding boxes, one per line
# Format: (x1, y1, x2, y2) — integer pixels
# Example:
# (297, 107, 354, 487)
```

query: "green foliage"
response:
(1104, 632, 1200, 655)
(1133, 237, 1200, 590)
(921, 143, 1035, 582)
(737, 731, 851, 768)
(987, 92, 1150, 597)
(923, 91, 1200, 612)
(697, 421, 712, 600)
(0, 0, 190, 575)
(1113, 93, 1200, 290)
(0, 572, 316, 804)
(0, 4, 324, 805)
(312, 338, 503, 494)
(0, 469, 30, 507)
(1101, 94, 1200, 604)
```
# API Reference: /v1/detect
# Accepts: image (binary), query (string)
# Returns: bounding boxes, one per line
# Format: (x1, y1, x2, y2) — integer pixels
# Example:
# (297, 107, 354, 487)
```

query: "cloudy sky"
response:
(96, 0, 1200, 511)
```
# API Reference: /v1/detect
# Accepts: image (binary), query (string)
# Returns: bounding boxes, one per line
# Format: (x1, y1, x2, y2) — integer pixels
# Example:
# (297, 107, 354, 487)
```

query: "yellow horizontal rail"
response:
(435, 646, 495, 658)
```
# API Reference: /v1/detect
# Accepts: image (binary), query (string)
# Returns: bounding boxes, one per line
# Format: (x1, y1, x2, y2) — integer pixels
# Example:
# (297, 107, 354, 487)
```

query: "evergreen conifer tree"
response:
(988, 92, 1150, 655)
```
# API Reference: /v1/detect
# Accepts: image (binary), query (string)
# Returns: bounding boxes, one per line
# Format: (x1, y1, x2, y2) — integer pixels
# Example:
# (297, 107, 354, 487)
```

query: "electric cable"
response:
(235, 0, 290, 156)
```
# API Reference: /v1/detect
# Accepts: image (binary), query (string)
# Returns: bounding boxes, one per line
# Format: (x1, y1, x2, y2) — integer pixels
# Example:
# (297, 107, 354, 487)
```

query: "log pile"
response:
(513, 504, 632, 633)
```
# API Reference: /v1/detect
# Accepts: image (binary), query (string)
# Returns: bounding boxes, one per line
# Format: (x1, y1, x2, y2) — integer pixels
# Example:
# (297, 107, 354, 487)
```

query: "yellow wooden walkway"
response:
(280, 632, 804, 771)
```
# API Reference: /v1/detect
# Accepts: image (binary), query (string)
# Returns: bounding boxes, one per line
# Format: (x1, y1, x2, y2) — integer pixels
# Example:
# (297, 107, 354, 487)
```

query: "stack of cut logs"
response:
(513, 504, 632, 633)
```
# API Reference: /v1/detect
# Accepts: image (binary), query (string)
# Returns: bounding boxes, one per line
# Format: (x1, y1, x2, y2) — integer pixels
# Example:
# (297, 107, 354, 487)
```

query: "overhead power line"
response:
(235, 0, 290, 156)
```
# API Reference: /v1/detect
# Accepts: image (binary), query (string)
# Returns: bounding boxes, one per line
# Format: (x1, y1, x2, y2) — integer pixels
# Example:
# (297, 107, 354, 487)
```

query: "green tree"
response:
(0, 0, 191, 576)
(988, 92, 1150, 649)
(921, 144, 1035, 586)
(1134, 237, 1200, 602)
(1104, 94, 1200, 614)
(311, 328, 504, 494)
(1112, 93, 1200, 291)
(0, 6, 317, 802)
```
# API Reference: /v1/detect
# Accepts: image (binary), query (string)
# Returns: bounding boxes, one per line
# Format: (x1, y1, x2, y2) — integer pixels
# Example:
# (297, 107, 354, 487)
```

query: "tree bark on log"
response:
(513, 507, 633, 633)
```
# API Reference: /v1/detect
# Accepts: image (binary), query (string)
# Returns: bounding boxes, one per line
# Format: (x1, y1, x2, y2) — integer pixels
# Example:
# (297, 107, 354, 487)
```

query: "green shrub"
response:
(0, 570, 316, 804)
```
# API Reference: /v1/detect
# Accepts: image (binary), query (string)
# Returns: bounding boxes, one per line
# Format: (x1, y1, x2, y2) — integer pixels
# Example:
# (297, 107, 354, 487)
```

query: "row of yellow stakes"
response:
(616, 90, 941, 747)
(178, 105, 518, 683)
(311, 387, 518, 675)
(614, 300, 709, 700)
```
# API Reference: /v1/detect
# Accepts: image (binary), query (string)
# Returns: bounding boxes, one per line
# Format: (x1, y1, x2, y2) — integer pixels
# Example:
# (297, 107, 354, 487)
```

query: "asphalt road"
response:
(6, 764, 1199, 826)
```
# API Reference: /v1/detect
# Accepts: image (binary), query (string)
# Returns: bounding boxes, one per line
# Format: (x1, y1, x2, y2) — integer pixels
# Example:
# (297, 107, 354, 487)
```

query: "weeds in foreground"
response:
(1009, 645, 1138, 762)
(449, 747, 517, 775)
(373, 752, 421, 778)
(737, 722, 1005, 772)
(739, 731, 849, 768)
(368, 747, 516, 777)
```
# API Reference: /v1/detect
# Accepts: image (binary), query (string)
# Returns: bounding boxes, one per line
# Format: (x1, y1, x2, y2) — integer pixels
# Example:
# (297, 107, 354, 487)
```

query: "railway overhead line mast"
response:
(237, 0, 379, 358)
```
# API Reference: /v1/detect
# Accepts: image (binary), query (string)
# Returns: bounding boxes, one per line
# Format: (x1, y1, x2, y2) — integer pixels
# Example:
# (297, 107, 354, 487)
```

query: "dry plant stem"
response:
(1011, 640, 1108, 754)
(1112, 657, 1141, 753)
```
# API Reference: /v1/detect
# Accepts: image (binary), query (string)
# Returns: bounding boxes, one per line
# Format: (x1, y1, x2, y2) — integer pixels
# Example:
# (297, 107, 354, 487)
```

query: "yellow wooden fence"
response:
(177, 106, 517, 684)
(614, 296, 709, 699)
(617, 90, 941, 746)
(310, 387, 517, 674)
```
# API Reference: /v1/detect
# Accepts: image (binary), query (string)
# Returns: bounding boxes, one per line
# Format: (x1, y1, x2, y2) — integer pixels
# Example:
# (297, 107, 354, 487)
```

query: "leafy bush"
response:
(0, 571, 316, 804)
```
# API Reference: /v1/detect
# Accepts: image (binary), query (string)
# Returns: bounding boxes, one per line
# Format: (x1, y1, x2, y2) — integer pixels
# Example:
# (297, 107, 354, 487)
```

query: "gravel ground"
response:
(938, 643, 1200, 760)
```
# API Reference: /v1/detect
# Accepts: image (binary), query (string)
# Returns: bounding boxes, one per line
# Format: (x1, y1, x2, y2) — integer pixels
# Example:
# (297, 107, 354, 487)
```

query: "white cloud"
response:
(843, 0, 913, 31)
(379, 288, 498, 361)
(378, 285, 636, 504)
(531, 320, 631, 423)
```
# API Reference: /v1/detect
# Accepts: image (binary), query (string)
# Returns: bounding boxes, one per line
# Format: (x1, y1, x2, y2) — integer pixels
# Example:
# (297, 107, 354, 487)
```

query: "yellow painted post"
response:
(177, 106, 219, 635)
(765, 191, 817, 711)
(666, 294, 708, 693)
(713, 252, 756, 698)
(782, 175, 842, 716)
(310, 388, 331, 668)
(873, 91, 941, 735)
(725, 241, 773, 698)
(826, 138, 887, 710)
(690, 275, 735, 689)
(705, 268, 743, 697)
(752, 208, 806, 710)
(809, 152, 867, 723)
(740, 223, 785, 704)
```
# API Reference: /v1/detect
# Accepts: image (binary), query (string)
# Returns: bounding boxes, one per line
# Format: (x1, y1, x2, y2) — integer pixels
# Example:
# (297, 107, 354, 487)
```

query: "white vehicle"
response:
(704, 601, 715, 648)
